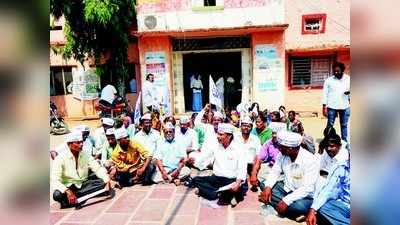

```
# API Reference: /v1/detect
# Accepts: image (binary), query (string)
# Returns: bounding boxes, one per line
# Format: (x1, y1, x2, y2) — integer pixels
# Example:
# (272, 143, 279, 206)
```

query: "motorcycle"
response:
(95, 95, 132, 119)
(50, 101, 70, 135)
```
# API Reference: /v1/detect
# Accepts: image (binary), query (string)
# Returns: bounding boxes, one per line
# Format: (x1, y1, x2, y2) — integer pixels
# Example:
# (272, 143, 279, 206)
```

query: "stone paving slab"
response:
(50, 183, 304, 225)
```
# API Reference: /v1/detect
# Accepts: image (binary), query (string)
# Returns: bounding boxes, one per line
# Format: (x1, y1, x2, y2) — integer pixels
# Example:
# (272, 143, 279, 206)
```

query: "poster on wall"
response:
(72, 68, 100, 100)
(145, 51, 170, 114)
(254, 45, 282, 92)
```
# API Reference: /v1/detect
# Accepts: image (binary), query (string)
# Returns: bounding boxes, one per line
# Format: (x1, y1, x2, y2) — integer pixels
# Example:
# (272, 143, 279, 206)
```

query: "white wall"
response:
(138, 3, 284, 32)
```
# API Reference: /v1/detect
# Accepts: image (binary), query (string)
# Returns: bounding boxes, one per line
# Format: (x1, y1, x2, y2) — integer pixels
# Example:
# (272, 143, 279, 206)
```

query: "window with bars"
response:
(50, 66, 74, 96)
(302, 14, 327, 34)
(290, 56, 333, 87)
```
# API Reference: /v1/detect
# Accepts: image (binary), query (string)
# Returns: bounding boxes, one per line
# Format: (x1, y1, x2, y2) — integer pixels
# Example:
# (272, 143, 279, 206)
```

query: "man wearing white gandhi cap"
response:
(94, 117, 115, 157)
(111, 127, 155, 186)
(233, 115, 261, 192)
(51, 130, 112, 209)
(132, 112, 161, 156)
(259, 130, 319, 220)
(188, 123, 248, 207)
(152, 122, 191, 185)
(175, 115, 199, 154)
(190, 104, 225, 170)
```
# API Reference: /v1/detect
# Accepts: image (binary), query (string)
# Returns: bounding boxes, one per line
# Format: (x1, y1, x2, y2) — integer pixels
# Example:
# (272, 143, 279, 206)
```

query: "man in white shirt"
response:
(152, 122, 191, 185)
(133, 113, 161, 156)
(142, 73, 159, 112)
(233, 115, 261, 192)
(175, 115, 199, 154)
(51, 131, 111, 208)
(50, 125, 96, 159)
(94, 118, 115, 157)
(188, 123, 248, 207)
(190, 104, 224, 170)
(319, 133, 349, 176)
(100, 84, 118, 108)
(322, 62, 350, 142)
(259, 131, 319, 220)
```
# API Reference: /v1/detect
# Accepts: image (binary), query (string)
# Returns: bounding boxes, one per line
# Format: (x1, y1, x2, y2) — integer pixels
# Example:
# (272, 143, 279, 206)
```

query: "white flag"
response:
(209, 75, 222, 108)
(134, 92, 142, 125)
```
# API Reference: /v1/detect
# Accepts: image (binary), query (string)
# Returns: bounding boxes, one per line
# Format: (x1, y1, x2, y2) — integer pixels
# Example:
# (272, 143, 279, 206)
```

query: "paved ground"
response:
(50, 116, 337, 225)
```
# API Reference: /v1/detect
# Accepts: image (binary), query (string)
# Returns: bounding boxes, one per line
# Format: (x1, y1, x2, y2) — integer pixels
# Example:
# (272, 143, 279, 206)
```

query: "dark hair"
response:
(332, 62, 345, 72)
(146, 73, 154, 80)
(327, 133, 342, 146)
(249, 102, 260, 112)
(279, 105, 286, 111)
(256, 111, 267, 122)
(163, 116, 176, 126)
(323, 125, 337, 137)
(191, 112, 198, 121)
(271, 111, 281, 122)
(288, 110, 296, 116)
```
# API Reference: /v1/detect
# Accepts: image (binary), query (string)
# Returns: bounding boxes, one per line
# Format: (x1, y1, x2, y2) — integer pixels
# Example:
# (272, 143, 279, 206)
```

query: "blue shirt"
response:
(311, 160, 350, 210)
(153, 137, 186, 173)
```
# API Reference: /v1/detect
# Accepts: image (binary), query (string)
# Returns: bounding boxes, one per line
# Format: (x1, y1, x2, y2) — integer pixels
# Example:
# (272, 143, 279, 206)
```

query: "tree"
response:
(50, 0, 137, 95)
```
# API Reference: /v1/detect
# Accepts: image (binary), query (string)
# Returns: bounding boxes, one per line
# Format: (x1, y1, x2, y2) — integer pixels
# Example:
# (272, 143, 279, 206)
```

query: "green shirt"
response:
(51, 148, 110, 193)
(194, 126, 205, 147)
(257, 127, 273, 145)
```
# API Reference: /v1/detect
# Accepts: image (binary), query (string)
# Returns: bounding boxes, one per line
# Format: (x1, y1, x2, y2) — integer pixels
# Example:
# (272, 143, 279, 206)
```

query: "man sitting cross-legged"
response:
(111, 128, 154, 187)
(51, 131, 112, 209)
(188, 123, 248, 207)
(306, 159, 350, 225)
(152, 122, 191, 185)
(258, 131, 319, 220)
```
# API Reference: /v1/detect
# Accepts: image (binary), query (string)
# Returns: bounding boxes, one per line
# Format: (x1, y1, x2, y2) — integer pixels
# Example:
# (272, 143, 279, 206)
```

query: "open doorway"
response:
(182, 52, 242, 112)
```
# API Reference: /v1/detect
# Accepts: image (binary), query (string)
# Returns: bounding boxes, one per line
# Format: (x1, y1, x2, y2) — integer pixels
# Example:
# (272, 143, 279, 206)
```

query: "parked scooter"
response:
(95, 95, 132, 119)
(50, 101, 69, 135)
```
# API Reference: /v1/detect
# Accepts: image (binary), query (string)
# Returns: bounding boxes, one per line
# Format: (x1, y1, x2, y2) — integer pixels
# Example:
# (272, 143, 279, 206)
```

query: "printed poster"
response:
(254, 45, 281, 91)
(72, 68, 100, 100)
(145, 51, 170, 114)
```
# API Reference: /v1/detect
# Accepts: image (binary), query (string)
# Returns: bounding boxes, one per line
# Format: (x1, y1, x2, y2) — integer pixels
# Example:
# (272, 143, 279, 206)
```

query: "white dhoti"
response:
(189, 151, 214, 171)
(152, 166, 191, 183)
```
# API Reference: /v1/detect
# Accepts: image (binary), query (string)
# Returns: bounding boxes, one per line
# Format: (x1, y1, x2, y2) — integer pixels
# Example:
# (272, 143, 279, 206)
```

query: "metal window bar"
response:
(291, 57, 332, 87)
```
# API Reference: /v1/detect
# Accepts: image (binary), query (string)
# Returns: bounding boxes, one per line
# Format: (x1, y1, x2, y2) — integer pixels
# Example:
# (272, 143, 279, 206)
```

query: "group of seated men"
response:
(50, 106, 349, 225)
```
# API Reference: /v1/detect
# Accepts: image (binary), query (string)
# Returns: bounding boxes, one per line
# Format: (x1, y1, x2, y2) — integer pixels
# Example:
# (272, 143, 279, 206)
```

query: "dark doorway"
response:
(182, 52, 242, 112)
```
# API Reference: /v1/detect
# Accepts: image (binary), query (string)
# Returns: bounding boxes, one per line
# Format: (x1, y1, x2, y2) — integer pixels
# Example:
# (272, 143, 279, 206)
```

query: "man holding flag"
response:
(209, 75, 224, 112)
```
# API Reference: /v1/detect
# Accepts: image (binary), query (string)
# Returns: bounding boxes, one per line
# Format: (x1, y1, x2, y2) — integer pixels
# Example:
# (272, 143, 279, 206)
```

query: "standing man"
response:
(322, 62, 350, 142)
(258, 131, 319, 220)
(111, 128, 154, 187)
(188, 123, 247, 207)
(175, 115, 199, 154)
(133, 113, 161, 156)
(142, 73, 159, 112)
(51, 131, 111, 208)
(152, 122, 191, 185)
(191, 74, 203, 112)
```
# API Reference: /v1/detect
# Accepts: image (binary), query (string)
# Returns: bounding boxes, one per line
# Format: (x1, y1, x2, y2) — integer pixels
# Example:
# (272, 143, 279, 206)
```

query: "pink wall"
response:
(251, 31, 286, 57)
(285, 0, 350, 49)
(137, 0, 267, 14)
(50, 95, 98, 119)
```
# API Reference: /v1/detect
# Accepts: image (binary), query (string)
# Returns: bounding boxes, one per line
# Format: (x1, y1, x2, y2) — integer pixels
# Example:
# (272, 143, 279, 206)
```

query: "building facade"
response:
(50, 0, 350, 118)
(135, 0, 349, 115)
